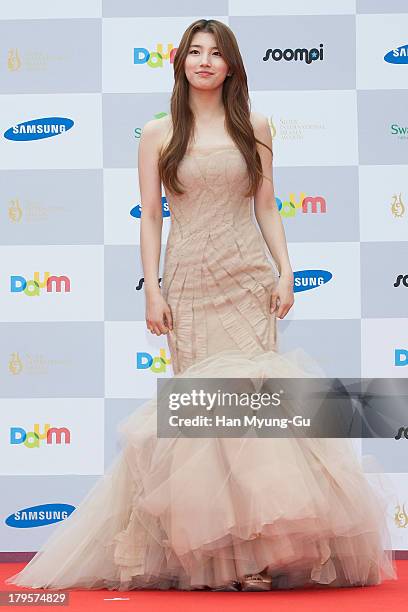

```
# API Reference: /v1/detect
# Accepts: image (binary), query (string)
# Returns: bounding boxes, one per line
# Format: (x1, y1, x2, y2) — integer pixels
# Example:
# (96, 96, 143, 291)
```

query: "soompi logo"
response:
(394, 274, 408, 287)
(10, 272, 71, 296)
(137, 348, 171, 373)
(134, 44, 177, 67)
(10, 424, 71, 448)
(263, 44, 324, 64)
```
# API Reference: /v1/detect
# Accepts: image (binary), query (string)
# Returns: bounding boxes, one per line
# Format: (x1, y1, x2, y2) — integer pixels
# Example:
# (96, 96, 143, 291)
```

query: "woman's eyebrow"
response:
(189, 44, 219, 49)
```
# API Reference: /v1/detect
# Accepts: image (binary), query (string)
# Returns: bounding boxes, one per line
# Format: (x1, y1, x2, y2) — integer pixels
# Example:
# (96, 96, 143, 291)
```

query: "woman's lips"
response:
(197, 72, 214, 76)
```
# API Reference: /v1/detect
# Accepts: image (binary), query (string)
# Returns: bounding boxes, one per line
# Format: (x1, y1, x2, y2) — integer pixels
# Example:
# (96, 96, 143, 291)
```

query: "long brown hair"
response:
(158, 18, 272, 198)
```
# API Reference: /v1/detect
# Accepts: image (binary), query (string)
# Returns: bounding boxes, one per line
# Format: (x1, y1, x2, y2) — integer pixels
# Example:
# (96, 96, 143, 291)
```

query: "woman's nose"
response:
(200, 55, 211, 66)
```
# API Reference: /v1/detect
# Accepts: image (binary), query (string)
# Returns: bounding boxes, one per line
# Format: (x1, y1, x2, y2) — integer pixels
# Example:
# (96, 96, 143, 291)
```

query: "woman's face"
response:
(184, 31, 230, 90)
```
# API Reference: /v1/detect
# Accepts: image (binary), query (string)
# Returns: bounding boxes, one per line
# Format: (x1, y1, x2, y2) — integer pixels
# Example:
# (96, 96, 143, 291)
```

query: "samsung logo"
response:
(131, 196, 170, 219)
(294, 269, 332, 293)
(384, 44, 408, 64)
(4, 117, 74, 141)
(5, 503, 75, 528)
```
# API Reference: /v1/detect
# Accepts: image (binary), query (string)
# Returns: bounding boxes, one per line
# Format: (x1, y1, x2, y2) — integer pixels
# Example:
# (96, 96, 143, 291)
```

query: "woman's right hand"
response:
(145, 292, 173, 335)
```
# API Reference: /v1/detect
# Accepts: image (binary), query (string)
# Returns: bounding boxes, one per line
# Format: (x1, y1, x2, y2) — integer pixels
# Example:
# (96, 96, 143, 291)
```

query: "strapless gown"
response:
(6, 143, 398, 591)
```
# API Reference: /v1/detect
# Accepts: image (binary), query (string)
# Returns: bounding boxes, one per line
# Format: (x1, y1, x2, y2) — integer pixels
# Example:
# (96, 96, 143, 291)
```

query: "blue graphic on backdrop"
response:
(131, 196, 170, 218)
(5, 504, 75, 528)
(384, 44, 408, 64)
(4, 117, 74, 141)
(294, 270, 332, 293)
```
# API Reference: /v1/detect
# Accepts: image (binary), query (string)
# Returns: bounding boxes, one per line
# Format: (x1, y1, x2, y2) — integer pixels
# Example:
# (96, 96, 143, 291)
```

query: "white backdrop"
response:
(0, 0, 407, 555)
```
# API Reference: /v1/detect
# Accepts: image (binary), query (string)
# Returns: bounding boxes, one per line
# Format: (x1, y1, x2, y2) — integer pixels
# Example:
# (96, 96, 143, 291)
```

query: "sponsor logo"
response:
(384, 44, 408, 64)
(5, 504, 75, 528)
(277, 193, 327, 218)
(390, 124, 408, 139)
(135, 277, 162, 291)
(394, 503, 408, 528)
(263, 44, 324, 64)
(137, 349, 171, 373)
(4, 118, 73, 141)
(293, 269, 332, 293)
(394, 274, 408, 288)
(391, 193, 405, 218)
(10, 424, 71, 448)
(130, 196, 170, 219)
(134, 44, 177, 67)
(10, 273, 71, 296)
(395, 349, 408, 367)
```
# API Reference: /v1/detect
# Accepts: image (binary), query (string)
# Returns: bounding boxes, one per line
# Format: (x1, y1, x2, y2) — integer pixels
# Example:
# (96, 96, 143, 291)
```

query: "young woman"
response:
(6, 18, 397, 593)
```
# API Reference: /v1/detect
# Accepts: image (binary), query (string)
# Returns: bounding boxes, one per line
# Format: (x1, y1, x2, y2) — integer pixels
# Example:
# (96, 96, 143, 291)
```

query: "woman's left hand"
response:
(270, 275, 294, 319)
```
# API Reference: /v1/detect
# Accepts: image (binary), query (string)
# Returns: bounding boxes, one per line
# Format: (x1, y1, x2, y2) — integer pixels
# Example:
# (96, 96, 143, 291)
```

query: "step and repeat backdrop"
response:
(0, 0, 407, 554)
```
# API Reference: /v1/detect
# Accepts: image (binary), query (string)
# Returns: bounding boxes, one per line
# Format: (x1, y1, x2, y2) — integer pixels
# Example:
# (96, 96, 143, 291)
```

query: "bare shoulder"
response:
(250, 111, 272, 158)
(250, 110, 269, 135)
(141, 115, 172, 152)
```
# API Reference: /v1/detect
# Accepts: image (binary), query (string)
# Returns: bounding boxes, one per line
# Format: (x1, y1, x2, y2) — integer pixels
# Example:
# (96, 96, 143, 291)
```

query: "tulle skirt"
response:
(6, 348, 398, 591)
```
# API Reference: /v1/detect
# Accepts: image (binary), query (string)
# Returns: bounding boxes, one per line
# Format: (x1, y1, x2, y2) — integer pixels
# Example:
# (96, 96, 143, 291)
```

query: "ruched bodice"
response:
(161, 143, 279, 374)
(164, 144, 252, 243)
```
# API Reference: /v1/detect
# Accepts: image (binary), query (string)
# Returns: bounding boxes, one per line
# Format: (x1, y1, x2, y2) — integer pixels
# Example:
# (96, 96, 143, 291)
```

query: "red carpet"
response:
(1, 561, 406, 612)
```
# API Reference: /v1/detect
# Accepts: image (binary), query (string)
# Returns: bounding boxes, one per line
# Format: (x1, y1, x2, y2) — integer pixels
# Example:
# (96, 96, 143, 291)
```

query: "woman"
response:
(6, 18, 397, 592)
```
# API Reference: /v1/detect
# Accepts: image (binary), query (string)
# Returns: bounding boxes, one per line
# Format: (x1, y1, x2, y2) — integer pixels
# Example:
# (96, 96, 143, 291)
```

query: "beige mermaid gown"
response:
(6, 143, 397, 591)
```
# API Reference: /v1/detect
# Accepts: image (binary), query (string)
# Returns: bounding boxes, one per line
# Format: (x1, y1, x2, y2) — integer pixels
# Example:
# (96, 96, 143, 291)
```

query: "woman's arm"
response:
(251, 112, 294, 318)
(138, 119, 163, 297)
(138, 119, 173, 335)
(252, 112, 293, 281)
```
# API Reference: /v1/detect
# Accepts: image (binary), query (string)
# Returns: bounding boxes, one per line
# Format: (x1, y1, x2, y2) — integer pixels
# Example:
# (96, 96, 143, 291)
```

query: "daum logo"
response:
(384, 44, 408, 64)
(5, 504, 76, 528)
(134, 44, 177, 67)
(10, 272, 71, 296)
(263, 44, 324, 64)
(10, 424, 71, 448)
(394, 503, 408, 529)
(394, 274, 408, 287)
(277, 193, 327, 218)
(131, 196, 170, 219)
(391, 193, 405, 218)
(395, 349, 408, 367)
(293, 270, 332, 293)
(4, 117, 74, 141)
(137, 348, 171, 373)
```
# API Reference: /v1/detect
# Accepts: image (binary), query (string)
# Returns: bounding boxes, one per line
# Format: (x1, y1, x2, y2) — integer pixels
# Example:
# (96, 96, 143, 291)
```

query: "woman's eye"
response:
(189, 50, 221, 56)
